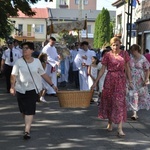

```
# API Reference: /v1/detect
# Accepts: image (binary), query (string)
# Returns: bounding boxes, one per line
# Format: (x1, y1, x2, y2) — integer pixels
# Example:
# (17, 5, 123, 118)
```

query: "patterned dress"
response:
(126, 55, 150, 111)
(98, 51, 130, 124)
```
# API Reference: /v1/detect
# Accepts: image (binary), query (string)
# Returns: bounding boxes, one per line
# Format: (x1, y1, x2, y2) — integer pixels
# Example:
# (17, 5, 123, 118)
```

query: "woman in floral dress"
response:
(92, 37, 132, 137)
(127, 44, 150, 120)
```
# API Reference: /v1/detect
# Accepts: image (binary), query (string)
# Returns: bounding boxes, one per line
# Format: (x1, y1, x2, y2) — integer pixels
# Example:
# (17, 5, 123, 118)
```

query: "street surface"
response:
(0, 77, 150, 150)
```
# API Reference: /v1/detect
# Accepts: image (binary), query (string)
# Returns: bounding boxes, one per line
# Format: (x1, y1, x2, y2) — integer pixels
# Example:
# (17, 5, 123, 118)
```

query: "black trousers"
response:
(68, 63, 73, 83)
(73, 70, 79, 88)
(4, 64, 13, 92)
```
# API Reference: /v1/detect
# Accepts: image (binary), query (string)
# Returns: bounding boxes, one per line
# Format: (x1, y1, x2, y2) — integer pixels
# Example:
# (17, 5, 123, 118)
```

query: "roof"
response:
(48, 8, 116, 21)
(15, 8, 49, 19)
(112, 0, 126, 7)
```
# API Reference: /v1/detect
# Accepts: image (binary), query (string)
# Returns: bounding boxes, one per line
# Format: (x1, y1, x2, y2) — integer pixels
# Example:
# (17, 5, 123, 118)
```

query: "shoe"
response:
(131, 115, 138, 120)
(107, 122, 113, 132)
(40, 97, 47, 103)
(117, 130, 125, 137)
(50, 94, 57, 97)
(23, 132, 31, 140)
(90, 99, 94, 104)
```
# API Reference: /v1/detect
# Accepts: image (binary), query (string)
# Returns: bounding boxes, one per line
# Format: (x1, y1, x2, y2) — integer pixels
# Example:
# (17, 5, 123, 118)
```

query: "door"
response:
(27, 24, 32, 36)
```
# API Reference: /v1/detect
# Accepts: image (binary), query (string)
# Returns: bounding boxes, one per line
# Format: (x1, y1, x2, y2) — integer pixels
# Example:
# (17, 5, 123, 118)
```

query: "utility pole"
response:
(126, 0, 133, 51)
(126, 0, 140, 51)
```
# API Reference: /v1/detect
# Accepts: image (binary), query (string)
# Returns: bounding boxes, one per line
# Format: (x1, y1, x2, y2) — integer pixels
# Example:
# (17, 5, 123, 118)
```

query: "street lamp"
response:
(32, 24, 35, 36)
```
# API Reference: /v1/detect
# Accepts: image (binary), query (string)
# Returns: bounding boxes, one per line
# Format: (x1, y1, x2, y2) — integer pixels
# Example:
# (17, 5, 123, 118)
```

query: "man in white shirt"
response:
(1, 41, 22, 93)
(13, 39, 22, 55)
(71, 42, 80, 88)
(42, 37, 60, 96)
(74, 41, 92, 91)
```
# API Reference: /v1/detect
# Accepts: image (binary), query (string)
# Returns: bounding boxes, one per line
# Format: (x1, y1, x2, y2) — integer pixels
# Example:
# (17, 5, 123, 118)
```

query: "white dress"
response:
(98, 62, 107, 93)
(88, 65, 100, 89)
(74, 49, 92, 91)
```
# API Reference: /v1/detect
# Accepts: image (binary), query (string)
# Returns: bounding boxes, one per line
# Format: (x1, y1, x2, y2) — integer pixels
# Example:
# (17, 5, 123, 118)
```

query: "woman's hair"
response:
(92, 56, 99, 65)
(21, 42, 34, 51)
(130, 44, 141, 53)
(110, 37, 121, 45)
(38, 53, 47, 63)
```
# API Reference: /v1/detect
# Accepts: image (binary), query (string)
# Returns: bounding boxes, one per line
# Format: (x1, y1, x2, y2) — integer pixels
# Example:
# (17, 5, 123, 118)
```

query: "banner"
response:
(47, 20, 87, 34)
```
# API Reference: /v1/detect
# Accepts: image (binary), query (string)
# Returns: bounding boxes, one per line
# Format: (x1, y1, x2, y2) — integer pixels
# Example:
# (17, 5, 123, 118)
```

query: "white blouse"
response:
(11, 58, 45, 94)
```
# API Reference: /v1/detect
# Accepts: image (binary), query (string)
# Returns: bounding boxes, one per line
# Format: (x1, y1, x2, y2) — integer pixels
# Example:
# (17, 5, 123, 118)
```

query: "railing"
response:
(15, 31, 35, 37)
(59, 4, 68, 8)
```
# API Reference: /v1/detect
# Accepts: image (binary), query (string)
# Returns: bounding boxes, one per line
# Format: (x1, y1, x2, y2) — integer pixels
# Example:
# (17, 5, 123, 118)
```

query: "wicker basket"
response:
(56, 90, 94, 108)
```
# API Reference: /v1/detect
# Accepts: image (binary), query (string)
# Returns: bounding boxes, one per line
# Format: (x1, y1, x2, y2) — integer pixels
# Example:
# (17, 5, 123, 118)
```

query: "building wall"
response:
(10, 18, 47, 42)
(114, 2, 137, 49)
(69, 0, 96, 10)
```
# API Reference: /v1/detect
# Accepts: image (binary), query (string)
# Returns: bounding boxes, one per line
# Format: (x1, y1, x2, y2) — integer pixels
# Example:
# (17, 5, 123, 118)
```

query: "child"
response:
(88, 56, 100, 89)
(88, 56, 100, 103)
(38, 53, 49, 103)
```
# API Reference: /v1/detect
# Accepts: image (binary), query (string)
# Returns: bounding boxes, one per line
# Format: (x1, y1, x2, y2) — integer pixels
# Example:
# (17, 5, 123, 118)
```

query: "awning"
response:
(47, 20, 87, 34)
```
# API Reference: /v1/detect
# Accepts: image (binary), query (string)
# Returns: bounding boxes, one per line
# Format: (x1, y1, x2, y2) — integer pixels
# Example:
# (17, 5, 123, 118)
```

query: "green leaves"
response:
(94, 8, 113, 49)
(0, 0, 47, 40)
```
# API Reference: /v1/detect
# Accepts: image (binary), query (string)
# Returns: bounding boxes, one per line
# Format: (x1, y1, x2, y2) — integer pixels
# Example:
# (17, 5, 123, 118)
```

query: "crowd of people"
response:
(0, 37, 150, 140)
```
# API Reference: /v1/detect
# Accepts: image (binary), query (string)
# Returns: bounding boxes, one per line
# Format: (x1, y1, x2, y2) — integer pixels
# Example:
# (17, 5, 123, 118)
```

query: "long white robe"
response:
(74, 49, 92, 91)
(42, 44, 59, 94)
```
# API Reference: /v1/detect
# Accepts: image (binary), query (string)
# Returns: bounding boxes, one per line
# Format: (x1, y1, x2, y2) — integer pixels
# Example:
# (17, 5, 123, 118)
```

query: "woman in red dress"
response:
(92, 37, 132, 137)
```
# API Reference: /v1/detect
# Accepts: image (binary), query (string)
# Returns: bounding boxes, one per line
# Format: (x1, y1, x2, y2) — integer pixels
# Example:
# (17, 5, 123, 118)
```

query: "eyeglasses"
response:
(22, 47, 29, 50)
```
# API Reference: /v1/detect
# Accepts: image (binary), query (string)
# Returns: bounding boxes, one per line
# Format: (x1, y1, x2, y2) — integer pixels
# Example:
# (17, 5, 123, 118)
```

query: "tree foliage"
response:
(57, 31, 77, 47)
(0, 0, 49, 40)
(93, 8, 112, 49)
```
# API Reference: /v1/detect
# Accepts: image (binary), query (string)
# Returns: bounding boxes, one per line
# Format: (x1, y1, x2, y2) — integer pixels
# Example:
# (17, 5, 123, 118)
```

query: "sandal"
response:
(23, 132, 31, 140)
(131, 115, 139, 120)
(117, 130, 125, 137)
(107, 122, 113, 132)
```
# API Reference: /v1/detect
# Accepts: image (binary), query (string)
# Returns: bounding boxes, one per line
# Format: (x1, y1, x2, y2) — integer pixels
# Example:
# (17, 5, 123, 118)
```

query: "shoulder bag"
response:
(23, 58, 41, 102)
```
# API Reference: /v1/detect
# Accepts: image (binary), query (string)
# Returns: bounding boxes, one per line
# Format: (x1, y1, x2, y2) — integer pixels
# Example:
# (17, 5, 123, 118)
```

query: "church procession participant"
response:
(70, 42, 80, 88)
(74, 41, 92, 91)
(1, 40, 22, 93)
(57, 44, 70, 87)
(42, 37, 60, 96)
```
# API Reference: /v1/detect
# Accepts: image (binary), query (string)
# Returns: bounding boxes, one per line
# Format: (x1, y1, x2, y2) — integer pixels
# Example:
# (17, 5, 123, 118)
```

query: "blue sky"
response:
(31, 0, 116, 10)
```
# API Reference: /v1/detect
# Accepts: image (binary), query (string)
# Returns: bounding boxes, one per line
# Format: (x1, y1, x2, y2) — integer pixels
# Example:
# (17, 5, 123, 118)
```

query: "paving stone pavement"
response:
(0, 77, 150, 150)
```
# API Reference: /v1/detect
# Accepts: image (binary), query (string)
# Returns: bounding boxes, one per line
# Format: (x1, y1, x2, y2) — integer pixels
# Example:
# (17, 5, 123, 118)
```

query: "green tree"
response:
(110, 21, 114, 39)
(94, 8, 111, 49)
(0, 0, 49, 40)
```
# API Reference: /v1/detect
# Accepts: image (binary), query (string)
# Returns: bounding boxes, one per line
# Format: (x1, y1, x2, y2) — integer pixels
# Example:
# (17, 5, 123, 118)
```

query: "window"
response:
(87, 25, 91, 33)
(35, 24, 44, 33)
(18, 24, 23, 36)
(75, 0, 88, 5)
(75, 0, 79, 5)
(18, 24, 23, 32)
(59, 0, 67, 5)
(84, 0, 88, 5)
(27, 24, 32, 36)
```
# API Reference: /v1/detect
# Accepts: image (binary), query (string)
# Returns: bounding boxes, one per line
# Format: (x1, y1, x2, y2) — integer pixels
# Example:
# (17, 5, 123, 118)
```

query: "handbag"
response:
(23, 58, 41, 102)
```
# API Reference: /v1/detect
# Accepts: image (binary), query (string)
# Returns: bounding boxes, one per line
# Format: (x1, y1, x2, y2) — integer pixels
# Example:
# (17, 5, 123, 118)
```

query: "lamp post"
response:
(78, 0, 83, 42)
(32, 24, 35, 37)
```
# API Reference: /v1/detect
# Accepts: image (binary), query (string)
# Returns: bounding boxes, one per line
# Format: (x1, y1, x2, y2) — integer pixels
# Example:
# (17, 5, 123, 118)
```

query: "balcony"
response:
(59, 4, 68, 8)
(14, 31, 35, 41)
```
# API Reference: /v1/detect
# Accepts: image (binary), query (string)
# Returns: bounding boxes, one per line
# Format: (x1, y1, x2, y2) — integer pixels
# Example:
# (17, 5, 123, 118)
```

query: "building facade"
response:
(10, 8, 49, 43)
(49, 0, 97, 10)
(48, 8, 116, 45)
(112, 0, 150, 52)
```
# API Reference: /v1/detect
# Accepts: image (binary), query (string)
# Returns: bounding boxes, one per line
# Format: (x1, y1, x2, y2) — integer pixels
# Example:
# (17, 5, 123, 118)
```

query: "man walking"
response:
(42, 37, 60, 96)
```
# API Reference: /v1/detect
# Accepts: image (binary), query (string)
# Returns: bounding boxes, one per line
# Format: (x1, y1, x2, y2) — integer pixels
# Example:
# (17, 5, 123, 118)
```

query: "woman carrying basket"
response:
(10, 42, 57, 140)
